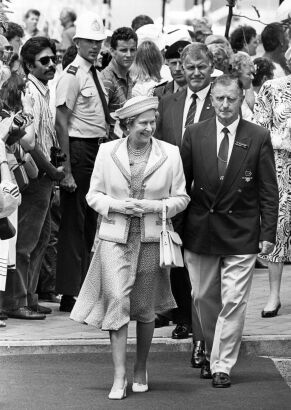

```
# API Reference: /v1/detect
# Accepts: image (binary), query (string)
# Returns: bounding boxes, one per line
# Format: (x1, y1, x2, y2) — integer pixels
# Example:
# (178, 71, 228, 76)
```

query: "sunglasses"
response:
(36, 55, 57, 65)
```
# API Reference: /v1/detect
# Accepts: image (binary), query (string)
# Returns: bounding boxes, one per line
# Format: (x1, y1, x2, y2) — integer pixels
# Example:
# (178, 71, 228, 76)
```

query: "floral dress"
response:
(254, 75, 291, 262)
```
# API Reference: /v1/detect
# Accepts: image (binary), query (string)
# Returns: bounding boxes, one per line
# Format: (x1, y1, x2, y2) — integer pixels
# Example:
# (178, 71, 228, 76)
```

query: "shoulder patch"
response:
(67, 65, 78, 75)
(154, 81, 168, 89)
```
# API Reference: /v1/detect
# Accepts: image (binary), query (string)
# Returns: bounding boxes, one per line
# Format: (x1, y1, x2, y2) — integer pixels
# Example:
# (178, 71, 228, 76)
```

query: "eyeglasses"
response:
(36, 55, 57, 65)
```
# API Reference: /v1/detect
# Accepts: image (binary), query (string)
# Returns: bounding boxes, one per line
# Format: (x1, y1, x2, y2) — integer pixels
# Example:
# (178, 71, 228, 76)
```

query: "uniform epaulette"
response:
(67, 65, 78, 75)
(154, 81, 168, 89)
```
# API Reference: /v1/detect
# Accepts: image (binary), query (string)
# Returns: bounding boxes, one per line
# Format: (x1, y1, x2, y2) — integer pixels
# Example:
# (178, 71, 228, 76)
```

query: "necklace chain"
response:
(128, 140, 151, 157)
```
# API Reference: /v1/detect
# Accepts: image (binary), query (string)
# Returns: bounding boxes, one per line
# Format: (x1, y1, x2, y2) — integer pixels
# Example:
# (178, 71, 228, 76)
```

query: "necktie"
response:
(185, 93, 198, 127)
(218, 127, 229, 181)
(90, 65, 112, 125)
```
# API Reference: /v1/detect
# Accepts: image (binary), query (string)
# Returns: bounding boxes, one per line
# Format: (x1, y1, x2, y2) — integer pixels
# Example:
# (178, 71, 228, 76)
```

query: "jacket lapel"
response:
(214, 119, 251, 204)
(201, 117, 220, 191)
(199, 88, 214, 122)
(111, 138, 131, 183)
(172, 89, 187, 146)
(143, 138, 167, 180)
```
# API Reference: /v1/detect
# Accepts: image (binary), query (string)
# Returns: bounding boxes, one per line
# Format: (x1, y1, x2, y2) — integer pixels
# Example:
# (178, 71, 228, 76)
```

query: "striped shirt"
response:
(27, 74, 57, 160)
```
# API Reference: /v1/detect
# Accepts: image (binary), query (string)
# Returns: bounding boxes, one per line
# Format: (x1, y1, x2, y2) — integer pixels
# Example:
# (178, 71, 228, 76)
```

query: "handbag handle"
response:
(162, 199, 167, 232)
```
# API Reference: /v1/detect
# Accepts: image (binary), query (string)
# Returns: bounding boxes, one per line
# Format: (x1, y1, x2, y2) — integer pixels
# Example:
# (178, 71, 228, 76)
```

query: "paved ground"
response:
(1, 352, 291, 410)
(0, 266, 291, 355)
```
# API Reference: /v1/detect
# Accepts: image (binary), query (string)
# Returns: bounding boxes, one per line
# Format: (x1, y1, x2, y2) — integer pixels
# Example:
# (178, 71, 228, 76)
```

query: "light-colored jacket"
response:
(86, 136, 190, 243)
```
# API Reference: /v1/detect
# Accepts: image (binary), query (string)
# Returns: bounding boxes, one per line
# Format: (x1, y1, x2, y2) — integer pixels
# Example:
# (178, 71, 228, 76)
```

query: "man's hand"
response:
(259, 241, 275, 255)
(60, 170, 77, 192)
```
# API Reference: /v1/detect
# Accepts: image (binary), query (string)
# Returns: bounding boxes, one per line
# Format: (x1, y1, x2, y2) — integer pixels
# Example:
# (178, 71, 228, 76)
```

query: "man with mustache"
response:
(156, 42, 215, 370)
(101, 26, 137, 139)
(4, 37, 65, 320)
(54, 13, 110, 313)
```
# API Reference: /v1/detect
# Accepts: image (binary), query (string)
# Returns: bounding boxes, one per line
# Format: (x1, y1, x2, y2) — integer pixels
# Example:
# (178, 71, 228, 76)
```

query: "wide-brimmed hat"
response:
(113, 96, 159, 120)
(73, 12, 106, 42)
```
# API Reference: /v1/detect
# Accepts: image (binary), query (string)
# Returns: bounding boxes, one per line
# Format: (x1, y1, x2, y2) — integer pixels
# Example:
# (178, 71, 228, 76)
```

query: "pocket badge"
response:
(242, 169, 252, 182)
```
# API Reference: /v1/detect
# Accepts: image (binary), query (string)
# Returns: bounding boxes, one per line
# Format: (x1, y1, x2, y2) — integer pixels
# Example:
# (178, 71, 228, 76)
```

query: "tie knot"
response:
(222, 127, 229, 137)
(191, 93, 198, 101)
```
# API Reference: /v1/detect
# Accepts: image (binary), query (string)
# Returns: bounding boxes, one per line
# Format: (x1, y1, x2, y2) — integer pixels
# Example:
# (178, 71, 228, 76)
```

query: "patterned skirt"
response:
(261, 149, 291, 263)
(70, 229, 176, 330)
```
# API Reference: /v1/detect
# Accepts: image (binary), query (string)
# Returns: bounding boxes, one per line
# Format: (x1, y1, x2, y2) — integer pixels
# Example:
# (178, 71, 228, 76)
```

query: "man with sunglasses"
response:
(54, 13, 109, 313)
(3, 37, 65, 320)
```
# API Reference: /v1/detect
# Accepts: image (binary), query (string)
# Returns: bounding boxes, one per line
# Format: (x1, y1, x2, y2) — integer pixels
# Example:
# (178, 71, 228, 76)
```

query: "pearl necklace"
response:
(128, 140, 151, 157)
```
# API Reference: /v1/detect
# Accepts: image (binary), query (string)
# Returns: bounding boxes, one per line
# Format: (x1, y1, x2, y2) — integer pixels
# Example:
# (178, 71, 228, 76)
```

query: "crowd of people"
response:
(0, 5, 289, 399)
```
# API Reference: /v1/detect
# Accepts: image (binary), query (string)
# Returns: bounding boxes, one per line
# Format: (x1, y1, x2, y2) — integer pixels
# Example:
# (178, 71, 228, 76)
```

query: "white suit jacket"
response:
(86, 136, 189, 243)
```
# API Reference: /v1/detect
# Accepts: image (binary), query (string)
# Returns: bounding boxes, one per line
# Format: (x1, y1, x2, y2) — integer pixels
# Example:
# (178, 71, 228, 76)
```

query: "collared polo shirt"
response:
(56, 54, 107, 139)
(100, 59, 134, 113)
(27, 73, 57, 160)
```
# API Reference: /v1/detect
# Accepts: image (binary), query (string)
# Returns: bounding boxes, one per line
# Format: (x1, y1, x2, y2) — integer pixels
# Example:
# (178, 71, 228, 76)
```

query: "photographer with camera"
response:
(3, 37, 65, 321)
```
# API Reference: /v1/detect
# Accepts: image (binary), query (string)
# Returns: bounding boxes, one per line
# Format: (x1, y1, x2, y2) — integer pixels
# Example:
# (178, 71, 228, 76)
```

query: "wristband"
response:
(0, 160, 8, 166)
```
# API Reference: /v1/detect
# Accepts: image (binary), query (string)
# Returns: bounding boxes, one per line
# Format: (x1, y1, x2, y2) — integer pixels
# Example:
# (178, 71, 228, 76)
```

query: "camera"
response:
(50, 146, 67, 168)
(13, 113, 29, 128)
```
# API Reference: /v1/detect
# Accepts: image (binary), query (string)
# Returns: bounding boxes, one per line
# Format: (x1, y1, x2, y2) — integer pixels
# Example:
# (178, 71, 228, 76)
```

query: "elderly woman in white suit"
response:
(71, 96, 189, 400)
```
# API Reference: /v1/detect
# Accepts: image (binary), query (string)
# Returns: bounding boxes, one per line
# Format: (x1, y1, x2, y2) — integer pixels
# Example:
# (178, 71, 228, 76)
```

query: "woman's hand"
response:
(136, 199, 163, 213)
(111, 198, 144, 216)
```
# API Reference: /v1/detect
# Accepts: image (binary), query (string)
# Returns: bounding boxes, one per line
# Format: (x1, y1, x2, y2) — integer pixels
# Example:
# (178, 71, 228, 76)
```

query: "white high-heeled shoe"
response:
(108, 379, 127, 400)
(132, 371, 148, 393)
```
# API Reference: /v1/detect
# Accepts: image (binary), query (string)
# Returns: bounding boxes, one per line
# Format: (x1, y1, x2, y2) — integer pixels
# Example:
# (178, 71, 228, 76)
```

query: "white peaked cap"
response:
(73, 12, 106, 42)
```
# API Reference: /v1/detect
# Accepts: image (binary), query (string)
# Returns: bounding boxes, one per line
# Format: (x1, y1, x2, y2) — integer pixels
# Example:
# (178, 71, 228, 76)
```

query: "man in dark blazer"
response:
(155, 42, 216, 368)
(181, 75, 278, 388)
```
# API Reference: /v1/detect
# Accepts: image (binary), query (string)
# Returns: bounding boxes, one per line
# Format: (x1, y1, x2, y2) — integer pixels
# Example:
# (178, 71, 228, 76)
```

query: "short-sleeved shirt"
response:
(27, 73, 57, 160)
(56, 54, 107, 139)
(100, 59, 134, 113)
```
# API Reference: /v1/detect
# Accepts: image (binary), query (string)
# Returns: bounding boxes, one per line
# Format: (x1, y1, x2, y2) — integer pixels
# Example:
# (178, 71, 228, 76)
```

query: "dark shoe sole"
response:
(212, 383, 231, 388)
(6, 314, 46, 320)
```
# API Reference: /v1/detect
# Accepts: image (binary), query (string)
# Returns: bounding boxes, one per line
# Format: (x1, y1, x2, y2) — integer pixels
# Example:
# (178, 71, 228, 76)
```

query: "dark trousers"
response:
(37, 192, 61, 296)
(2, 175, 53, 309)
(55, 138, 99, 296)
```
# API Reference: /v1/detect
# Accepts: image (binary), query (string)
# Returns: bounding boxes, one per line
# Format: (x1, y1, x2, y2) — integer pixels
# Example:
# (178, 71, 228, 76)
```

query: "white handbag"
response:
(159, 200, 184, 268)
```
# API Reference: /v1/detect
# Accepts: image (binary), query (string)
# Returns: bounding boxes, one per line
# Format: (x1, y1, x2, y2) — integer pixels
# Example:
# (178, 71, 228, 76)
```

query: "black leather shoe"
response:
(200, 359, 212, 379)
(31, 304, 52, 314)
(261, 303, 281, 318)
(191, 341, 205, 368)
(155, 314, 170, 328)
(212, 372, 231, 388)
(171, 324, 191, 339)
(60, 295, 76, 312)
(5, 307, 46, 320)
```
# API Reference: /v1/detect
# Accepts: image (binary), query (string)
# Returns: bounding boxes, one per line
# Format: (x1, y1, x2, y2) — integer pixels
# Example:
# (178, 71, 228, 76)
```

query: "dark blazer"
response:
(156, 87, 215, 147)
(180, 117, 279, 255)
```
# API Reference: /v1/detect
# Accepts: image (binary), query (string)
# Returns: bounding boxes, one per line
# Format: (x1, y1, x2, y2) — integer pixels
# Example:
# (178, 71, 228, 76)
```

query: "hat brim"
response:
(73, 33, 106, 42)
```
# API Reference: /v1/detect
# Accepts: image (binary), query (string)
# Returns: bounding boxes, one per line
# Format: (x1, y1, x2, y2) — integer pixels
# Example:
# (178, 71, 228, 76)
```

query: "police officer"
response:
(55, 12, 109, 312)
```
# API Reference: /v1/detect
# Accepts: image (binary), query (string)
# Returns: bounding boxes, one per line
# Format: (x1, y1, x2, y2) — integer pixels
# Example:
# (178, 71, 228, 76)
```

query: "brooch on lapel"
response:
(242, 169, 252, 182)
(235, 141, 248, 149)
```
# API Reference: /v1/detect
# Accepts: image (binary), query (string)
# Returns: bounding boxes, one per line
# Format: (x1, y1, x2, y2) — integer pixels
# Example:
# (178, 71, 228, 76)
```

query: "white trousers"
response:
(184, 251, 256, 375)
